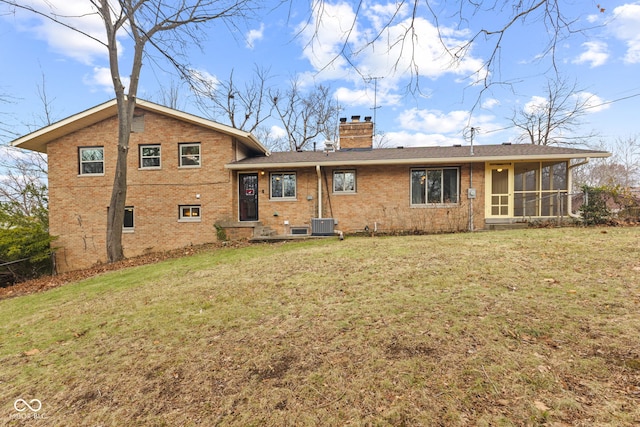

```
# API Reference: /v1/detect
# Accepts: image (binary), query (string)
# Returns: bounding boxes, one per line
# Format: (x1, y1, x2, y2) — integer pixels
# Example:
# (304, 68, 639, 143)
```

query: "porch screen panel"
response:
(514, 162, 539, 217)
(541, 162, 568, 216)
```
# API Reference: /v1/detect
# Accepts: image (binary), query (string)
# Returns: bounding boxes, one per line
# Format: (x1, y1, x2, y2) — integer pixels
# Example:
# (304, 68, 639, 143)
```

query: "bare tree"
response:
(192, 65, 274, 133)
(1, 0, 258, 264)
(510, 77, 597, 146)
(270, 80, 340, 151)
(575, 136, 640, 188)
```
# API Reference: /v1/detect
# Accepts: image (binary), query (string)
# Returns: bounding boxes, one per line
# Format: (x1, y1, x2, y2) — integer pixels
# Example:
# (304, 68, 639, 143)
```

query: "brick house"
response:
(11, 99, 610, 272)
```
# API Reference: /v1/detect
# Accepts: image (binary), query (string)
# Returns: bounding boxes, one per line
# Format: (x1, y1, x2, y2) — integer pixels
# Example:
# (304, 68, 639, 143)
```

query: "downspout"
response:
(316, 165, 322, 218)
(568, 157, 590, 218)
(469, 163, 474, 232)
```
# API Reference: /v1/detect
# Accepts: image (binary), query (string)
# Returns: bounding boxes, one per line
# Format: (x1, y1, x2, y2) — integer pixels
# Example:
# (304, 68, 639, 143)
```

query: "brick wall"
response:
(255, 163, 486, 235)
(49, 110, 237, 272)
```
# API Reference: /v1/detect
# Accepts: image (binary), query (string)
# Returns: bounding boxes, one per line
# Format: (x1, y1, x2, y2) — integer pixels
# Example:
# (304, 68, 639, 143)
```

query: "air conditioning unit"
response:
(311, 218, 335, 236)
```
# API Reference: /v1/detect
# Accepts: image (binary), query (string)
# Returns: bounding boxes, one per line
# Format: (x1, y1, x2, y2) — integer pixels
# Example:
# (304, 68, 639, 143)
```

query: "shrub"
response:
(579, 186, 611, 226)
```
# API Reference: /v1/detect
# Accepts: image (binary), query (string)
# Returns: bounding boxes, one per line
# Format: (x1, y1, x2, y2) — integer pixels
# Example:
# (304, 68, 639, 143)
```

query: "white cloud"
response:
(187, 68, 219, 96)
(481, 98, 500, 110)
(611, 3, 640, 64)
(398, 108, 472, 134)
(246, 23, 265, 49)
(269, 125, 287, 139)
(297, 1, 485, 86)
(82, 67, 128, 94)
(574, 92, 609, 113)
(573, 41, 609, 67)
(9, 0, 113, 65)
(385, 130, 465, 147)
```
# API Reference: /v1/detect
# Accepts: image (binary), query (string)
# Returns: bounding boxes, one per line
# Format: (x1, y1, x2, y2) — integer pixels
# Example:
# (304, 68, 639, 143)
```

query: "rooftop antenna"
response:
(365, 76, 383, 143)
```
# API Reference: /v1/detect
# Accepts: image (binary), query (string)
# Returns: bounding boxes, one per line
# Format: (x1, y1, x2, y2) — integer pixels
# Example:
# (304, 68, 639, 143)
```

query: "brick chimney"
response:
(339, 115, 373, 149)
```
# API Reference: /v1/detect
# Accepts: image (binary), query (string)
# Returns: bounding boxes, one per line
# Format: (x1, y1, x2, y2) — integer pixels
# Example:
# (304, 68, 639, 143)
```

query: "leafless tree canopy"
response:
(270, 80, 340, 152)
(510, 77, 597, 146)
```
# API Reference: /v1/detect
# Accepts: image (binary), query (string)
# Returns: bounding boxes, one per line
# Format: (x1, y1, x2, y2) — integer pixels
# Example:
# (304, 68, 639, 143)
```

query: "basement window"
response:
(179, 205, 201, 222)
(123, 206, 134, 232)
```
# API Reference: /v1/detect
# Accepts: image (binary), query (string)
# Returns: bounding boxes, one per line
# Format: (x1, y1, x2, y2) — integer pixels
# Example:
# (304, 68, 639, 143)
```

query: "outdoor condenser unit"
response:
(311, 218, 335, 236)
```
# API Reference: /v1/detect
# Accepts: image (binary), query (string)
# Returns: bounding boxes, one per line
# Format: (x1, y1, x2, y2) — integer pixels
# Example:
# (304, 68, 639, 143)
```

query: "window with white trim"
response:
(333, 170, 356, 193)
(124, 206, 134, 231)
(140, 144, 161, 169)
(411, 167, 459, 205)
(270, 172, 296, 199)
(179, 143, 201, 167)
(179, 205, 201, 221)
(79, 147, 104, 175)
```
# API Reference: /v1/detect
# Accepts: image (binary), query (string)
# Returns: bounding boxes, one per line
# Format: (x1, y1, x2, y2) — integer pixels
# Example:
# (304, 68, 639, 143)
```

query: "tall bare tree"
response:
(270, 80, 340, 151)
(510, 77, 597, 146)
(192, 65, 274, 133)
(2, 0, 258, 264)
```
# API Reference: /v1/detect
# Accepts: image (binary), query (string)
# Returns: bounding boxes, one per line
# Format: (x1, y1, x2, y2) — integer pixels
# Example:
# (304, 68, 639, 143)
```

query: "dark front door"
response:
(239, 173, 259, 221)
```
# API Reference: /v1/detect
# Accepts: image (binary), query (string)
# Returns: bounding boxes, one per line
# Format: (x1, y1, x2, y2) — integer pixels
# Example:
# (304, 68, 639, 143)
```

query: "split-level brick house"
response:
(11, 99, 610, 272)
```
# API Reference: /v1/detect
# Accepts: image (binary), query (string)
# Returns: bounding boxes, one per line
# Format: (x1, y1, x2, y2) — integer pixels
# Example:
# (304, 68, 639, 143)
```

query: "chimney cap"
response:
(364, 116, 372, 122)
(339, 117, 347, 123)
(351, 115, 361, 122)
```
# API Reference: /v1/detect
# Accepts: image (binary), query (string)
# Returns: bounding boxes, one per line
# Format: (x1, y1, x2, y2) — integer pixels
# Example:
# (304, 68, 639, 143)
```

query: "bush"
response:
(579, 186, 611, 226)
(0, 186, 54, 286)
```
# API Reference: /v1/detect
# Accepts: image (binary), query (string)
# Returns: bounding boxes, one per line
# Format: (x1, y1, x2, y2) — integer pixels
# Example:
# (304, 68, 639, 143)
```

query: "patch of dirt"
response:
(0, 241, 251, 301)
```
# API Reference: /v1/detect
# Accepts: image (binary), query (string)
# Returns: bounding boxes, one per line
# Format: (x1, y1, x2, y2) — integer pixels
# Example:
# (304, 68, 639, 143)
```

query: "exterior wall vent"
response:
(290, 226, 309, 235)
(311, 218, 335, 236)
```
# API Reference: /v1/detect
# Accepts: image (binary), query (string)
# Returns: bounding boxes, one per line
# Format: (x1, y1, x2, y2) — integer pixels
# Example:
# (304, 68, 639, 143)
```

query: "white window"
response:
(179, 143, 201, 167)
(179, 205, 201, 222)
(79, 147, 104, 175)
(270, 172, 296, 199)
(333, 170, 356, 193)
(411, 168, 459, 205)
(140, 144, 161, 169)
(123, 206, 134, 231)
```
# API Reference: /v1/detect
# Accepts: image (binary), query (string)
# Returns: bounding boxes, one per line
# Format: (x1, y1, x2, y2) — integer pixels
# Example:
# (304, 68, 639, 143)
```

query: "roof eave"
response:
(225, 152, 611, 170)
(10, 98, 270, 155)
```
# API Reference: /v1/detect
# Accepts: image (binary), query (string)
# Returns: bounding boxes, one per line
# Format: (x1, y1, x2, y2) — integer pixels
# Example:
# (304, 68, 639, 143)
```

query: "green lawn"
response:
(1, 227, 639, 426)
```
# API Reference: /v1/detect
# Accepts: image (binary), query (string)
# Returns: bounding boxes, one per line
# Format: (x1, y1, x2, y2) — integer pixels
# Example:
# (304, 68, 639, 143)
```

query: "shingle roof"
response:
(226, 144, 610, 169)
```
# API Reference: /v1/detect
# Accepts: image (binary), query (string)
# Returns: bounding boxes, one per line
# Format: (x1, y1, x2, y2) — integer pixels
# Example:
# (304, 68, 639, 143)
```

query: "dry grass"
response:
(1, 227, 639, 426)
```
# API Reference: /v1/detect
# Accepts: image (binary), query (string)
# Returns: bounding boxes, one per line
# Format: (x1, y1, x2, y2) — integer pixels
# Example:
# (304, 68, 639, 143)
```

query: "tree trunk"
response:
(106, 96, 135, 263)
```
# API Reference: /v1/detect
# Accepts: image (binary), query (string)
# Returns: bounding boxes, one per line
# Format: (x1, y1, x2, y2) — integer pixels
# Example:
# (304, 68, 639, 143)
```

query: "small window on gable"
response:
(132, 114, 145, 133)
(124, 206, 134, 231)
(140, 144, 161, 169)
(333, 170, 356, 193)
(79, 147, 104, 175)
(179, 205, 201, 222)
(179, 143, 201, 168)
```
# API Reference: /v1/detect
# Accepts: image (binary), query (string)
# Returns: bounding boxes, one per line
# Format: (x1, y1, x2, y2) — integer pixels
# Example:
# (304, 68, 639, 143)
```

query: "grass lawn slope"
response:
(1, 228, 639, 426)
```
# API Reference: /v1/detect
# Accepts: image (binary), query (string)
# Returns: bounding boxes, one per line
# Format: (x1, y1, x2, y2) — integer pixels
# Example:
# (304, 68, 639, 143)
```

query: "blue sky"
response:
(1, 0, 640, 151)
